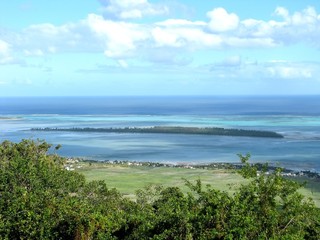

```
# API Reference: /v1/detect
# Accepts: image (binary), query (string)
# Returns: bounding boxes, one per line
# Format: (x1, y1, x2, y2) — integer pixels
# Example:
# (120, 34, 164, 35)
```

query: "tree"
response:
(128, 154, 320, 239)
(224, 154, 320, 239)
(0, 140, 128, 239)
(0, 140, 319, 239)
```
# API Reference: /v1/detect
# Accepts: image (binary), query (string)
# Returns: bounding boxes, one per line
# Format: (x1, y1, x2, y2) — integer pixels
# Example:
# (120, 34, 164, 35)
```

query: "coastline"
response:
(0, 116, 21, 120)
(2, 96, 320, 176)
(65, 158, 320, 179)
(31, 126, 284, 138)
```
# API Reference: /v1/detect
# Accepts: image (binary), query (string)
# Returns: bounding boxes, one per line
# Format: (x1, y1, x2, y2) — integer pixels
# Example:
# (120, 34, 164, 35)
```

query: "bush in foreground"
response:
(0, 140, 319, 239)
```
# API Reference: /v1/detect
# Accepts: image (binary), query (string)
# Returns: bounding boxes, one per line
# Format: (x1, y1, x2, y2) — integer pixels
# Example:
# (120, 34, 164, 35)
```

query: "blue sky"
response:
(1, 0, 320, 96)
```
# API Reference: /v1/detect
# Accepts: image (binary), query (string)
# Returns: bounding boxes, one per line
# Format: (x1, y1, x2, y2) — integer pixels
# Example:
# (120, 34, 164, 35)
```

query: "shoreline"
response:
(31, 126, 284, 138)
(65, 158, 320, 179)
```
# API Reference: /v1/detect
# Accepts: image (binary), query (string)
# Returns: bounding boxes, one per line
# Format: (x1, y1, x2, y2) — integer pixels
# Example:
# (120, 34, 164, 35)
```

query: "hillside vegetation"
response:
(76, 161, 320, 207)
(0, 139, 319, 239)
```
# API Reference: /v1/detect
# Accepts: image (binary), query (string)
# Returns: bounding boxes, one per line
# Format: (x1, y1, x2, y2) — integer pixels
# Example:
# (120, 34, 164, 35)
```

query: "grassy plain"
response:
(76, 162, 320, 207)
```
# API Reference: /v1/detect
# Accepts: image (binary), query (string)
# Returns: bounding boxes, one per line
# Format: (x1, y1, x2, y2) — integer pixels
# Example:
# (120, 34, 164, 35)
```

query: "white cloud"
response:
(240, 19, 278, 38)
(87, 14, 221, 59)
(291, 7, 318, 26)
(152, 27, 181, 47)
(24, 49, 44, 57)
(274, 7, 290, 21)
(265, 63, 313, 79)
(1, 5, 320, 67)
(274, 7, 320, 45)
(240, 6, 320, 46)
(206, 58, 318, 83)
(273, 6, 320, 28)
(0, 40, 11, 63)
(87, 14, 149, 58)
(225, 37, 276, 48)
(48, 46, 57, 53)
(152, 19, 222, 48)
(0, 39, 10, 55)
(117, 59, 128, 68)
(21, 22, 95, 53)
(207, 8, 239, 32)
(99, 0, 168, 20)
(2, 2, 320, 96)
(156, 19, 206, 27)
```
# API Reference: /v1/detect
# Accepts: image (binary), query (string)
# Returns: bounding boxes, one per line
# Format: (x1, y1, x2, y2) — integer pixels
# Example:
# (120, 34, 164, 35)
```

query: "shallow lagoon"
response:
(1, 96, 320, 172)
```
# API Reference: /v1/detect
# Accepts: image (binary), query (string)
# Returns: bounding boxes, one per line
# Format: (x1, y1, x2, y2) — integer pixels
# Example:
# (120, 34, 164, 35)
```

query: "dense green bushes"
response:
(0, 140, 127, 239)
(0, 140, 319, 239)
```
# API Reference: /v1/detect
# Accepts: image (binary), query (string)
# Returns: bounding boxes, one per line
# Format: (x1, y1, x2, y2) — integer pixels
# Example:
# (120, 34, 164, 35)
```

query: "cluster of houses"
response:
(64, 158, 82, 171)
(63, 158, 320, 179)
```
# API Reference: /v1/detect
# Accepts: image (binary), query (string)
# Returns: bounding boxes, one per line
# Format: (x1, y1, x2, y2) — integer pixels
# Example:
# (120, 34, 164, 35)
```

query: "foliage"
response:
(229, 154, 320, 239)
(0, 140, 127, 239)
(0, 140, 319, 239)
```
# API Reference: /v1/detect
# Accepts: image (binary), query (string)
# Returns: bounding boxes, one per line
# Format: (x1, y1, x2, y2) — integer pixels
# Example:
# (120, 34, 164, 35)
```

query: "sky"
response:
(0, 0, 320, 96)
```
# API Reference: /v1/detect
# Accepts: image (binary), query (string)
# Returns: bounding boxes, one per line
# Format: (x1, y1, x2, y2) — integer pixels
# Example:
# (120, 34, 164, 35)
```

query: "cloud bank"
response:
(1, 1, 320, 96)
(1, 5, 319, 62)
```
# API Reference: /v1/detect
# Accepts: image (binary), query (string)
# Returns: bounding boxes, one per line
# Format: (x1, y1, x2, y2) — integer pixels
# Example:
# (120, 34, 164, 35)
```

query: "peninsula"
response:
(31, 126, 284, 138)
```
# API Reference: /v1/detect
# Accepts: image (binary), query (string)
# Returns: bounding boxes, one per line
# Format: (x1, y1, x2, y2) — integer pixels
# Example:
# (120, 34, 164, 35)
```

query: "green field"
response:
(76, 162, 320, 207)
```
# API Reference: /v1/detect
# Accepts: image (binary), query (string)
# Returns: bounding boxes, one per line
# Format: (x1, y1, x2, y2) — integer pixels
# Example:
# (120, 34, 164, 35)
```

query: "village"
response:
(64, 157, 320, 179)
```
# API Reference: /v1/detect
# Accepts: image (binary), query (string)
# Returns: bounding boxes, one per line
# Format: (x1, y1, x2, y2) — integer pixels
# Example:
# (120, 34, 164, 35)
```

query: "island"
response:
(31, 126, 284, 138)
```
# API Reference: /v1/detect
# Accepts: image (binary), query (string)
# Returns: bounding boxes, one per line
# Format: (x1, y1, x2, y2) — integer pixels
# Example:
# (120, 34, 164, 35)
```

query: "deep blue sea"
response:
(1, 96, 320, 172)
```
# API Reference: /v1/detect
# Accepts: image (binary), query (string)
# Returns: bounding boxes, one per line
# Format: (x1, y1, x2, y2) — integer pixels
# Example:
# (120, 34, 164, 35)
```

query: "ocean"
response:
(1, 96, 320, 172)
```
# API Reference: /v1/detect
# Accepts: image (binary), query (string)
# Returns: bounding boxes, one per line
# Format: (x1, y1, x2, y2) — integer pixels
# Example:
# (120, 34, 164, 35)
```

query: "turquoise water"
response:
(1, 96, 320, 172)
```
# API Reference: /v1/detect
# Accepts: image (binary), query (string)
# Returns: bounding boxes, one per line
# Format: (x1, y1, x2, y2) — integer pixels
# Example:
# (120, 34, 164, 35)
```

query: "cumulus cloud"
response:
(225, 37, 276, 48)
(86, 14, 221, 60)
(264, 61, 314, 79)
(1, 5, 320, 67)
(240, 6, 320, 46)
(289, 6, 318, 26)
(274, 7, 290, 21)
(205, 55, 318, 84)
(152, 18, 223, 49)
(268, 66, 312, 79)
(2, 2, 320, 96)
(151, 25, 221, 48)
(207, 8, 239, 32)
(0, 39, 14, 64)
(0, 40, 9, 55)
(98, 0, 168, 20)
(151, 27, 180, 47)
(156, 19, 206, 27)
(21, 22, 98, 53)
(117, 59, 128, 68)
(86, 14, 149, 58)
(24, 49, 44, 57)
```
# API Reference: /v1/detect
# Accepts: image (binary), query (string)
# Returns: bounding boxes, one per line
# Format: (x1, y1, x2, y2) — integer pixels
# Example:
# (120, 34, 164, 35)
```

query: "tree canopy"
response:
(0, 139, 319, 239)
